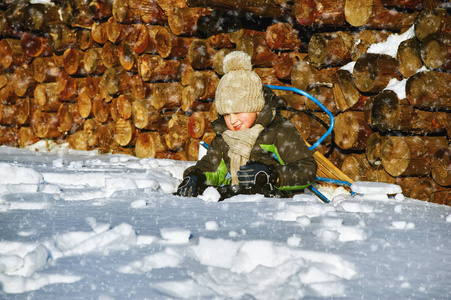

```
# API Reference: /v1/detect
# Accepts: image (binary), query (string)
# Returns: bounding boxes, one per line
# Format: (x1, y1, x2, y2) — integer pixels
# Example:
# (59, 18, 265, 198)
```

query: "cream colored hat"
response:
(215, 51, 265, 115)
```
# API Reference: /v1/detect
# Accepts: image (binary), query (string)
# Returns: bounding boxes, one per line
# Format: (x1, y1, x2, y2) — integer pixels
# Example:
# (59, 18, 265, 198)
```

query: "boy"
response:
(176, 51, 317, 198)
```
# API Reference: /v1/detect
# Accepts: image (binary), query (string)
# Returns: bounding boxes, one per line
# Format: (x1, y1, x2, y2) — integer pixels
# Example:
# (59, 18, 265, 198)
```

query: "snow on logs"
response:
(0, 1, 450, 204)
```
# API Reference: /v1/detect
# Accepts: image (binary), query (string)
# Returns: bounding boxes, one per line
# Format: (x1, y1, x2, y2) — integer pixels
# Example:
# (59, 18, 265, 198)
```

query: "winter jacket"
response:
(184, 86, 318, 191)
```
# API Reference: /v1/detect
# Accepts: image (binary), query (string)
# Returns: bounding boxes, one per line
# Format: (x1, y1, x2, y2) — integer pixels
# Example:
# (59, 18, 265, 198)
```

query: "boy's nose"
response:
(230, 114, 239, 124)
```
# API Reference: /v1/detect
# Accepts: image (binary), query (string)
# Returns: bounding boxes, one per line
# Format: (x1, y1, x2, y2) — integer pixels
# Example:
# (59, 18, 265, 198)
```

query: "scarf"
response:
(222, 124, 265, 185)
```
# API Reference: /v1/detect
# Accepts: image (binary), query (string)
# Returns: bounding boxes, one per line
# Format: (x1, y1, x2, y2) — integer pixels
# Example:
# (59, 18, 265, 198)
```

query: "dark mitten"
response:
(237, 163, 279, 187)
(176, 174, 206, 197)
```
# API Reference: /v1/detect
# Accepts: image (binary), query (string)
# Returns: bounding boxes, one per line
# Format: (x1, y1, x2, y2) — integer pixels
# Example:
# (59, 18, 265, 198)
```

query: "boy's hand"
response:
(176, 175, 206, 197)
(237, 163, 276, 186)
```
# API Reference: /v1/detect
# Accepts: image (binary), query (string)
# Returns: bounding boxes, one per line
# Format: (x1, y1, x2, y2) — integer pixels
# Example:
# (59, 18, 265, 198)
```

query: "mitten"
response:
(176, 174, 206, 197)
(237, 163, 279, 186)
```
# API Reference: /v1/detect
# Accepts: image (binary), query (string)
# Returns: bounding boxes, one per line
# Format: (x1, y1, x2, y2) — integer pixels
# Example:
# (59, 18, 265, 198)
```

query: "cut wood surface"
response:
(308, 31, 353, 68)
(406, 71, 451, 110)
(397, 37, 423, 78)
(334, 111, 373, 150)
(294, 0, 346, 27)
(414, 9, 451, 42)
(420, 33, 451, 71)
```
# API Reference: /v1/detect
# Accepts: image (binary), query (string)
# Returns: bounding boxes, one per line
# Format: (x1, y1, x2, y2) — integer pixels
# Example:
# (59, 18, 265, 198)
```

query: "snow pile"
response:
(0, 145, 450, 298)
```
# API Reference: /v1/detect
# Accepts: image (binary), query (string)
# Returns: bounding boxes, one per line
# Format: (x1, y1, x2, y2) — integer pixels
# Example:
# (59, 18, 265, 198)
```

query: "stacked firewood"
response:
(0, 0, 449, 204)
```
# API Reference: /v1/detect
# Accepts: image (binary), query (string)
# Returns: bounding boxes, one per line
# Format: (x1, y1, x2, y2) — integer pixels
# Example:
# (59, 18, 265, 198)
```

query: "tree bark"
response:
(132, 98, 163, 130)
(335, 111, 373, 150)
(414, 9, 451, 42)
(332, 69, 363, 112)
(308, 31, 354, 69)
(381, 136, 430, 177)
(371, 89, 449, 134)
(208, 33, 233, 49)
(189, 70, 219, 100)
(138, 54, 181, 82)
(353, 53, 400, 94)
(380, 0, 423, 10)
(294, 0, 346, 27)
(420, 33, 451, 71)
(406, 71, 451, 110)
(397, 37, 423, 78)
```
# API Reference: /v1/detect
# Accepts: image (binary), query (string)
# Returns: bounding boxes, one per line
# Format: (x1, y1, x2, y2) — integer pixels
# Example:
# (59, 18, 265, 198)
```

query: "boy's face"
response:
(224, 112, 258, 131)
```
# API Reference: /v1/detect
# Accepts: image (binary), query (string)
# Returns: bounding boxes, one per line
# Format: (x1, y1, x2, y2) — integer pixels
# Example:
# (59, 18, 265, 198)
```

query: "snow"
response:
(367, 25, 415, 58)
(0, 143, 450, 299)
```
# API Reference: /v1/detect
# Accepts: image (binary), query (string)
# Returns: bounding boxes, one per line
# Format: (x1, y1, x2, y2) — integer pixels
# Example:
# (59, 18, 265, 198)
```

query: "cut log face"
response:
(308, 31, 353, 68)
(353, 53, 400, 94)
(430, 146, 451, 187)
(334, 111, 373, 150)
(114, 118, 136, 147)
(397, 37, 423, 78)
(189, 70, 219, 100)
(345, 0, 374, 27)
(414, 9, 451, 42)
(266, 22, 301, 51)
(365, 132, 386, 166)
(132, 98, 162, 130)
(381, 136, 430, 177)
(420, 33, 451, 71)
(406, 71, 451, 110)
(187, 111, 211, 139)
(341, 153, 371, 181)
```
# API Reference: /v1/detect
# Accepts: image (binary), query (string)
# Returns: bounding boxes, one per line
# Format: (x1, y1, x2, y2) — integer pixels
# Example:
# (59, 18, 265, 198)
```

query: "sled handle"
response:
(265, 85, 334, 151)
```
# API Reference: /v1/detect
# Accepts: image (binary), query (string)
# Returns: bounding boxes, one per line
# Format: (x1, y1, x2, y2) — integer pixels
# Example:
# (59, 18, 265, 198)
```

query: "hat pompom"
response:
(223, 51, 252, 73)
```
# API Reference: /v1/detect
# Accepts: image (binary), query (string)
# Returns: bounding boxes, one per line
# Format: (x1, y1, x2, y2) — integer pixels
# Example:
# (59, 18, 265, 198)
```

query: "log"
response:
(189, 70, 220, 100)
(236, 34, 280, 68)
(0, 74, 12, 104)
(397, 37, 423, 78)
(18, 126, 39, 148)
(63, 48, 87, 76)
(158, 0, 189, 14)
(31, 109, 63, 139)
(371, 89, 449, 134)
(31, 56, 61, 83)
(101, 41, 119, 68)
(381, 136, 430, 177)
(130, 74, 150, 99)
(12, 67, 36, 98)
(102, 67, 131, 96)
(33, 82, 61, 112)
(138, 54, 181, 82)
(77, 89, 94, 119)
(164, 113, 190, 151)
(125, 24, 149, 54)
(156, 26, 194, 59)
(304, 83, 337, 115)
(188, 111, 211, 139)
(350, 30, 390, 61)
(406, 71, 451, 110)
(116, 93, 133, 120)
(20, 3, 61, 31)
(208, 33, 233, 49)
(279, 93, 306, 111)
(288, 111, 310, 141)
(185, 137, 200, 161)
(294, 0, 346, 27)
(420, 33, 451, 71)
(139, 0, 168, 24)
(149, 82, 183, 110)
(92, 95, 111, 123)
(78, 29, 99, 51)
(353, 53, 400, 94)
(132, 98, 163, 130)
(0, 38, 30, 71)
(118, 41, 137, 72)
(334, 111, 373, 150)
(0, 126, 18, 147)
(380, 0, 423, 10)
(364, 165, 395, 184)
(91, 21, 109, 44)
(181, 86, 212, 113)
(274, 52, 306, 80)
(67, 130, 89, 151)
(84, 48, 107, 75)
(253, 68, 286, 86)
(85, 75, 102, 98)
(414, 9, 451, 42)
(188, 39, 217, 69)
(185, 0, 290, 18)
(265, 22, 302, 51)
(168, 7, 211, 36)
(109, 97, 120, 122)
(0, 101, 28, 126)
(180, 57, 195, 85)
(46, 23, 78, 53)
(341, 154, 372, 182)
(135, 131, 166, 158)
(308, 31, 354, 69)
(212, 48, 234, 75)
(345, 0, 418, 30)
(112, 0, 142, 24)
(430, 146, 451, 187)
(365, 132, 386, 166)
(20, 32, 53, 58)
(57, 103, 84, 134)
(60, 0, 94, 29)
(114, 118, 138, 147)
(106, 16, 130, 44)
(332, 69, 364, 112)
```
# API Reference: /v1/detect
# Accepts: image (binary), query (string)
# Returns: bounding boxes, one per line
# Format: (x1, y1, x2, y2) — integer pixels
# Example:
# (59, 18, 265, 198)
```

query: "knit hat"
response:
(215, 51, 265, 115)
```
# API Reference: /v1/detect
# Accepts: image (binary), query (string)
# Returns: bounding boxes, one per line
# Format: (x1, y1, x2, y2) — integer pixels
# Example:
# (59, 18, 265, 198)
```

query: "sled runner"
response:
(198, 85, 354, 203)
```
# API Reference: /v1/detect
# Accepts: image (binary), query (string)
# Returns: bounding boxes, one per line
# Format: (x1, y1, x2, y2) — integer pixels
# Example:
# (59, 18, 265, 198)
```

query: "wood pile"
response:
(0, 0, 449, 204)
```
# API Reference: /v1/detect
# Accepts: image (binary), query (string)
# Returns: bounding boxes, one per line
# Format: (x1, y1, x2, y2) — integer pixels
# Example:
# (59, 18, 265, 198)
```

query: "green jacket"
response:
(184, 87, 318, 190)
